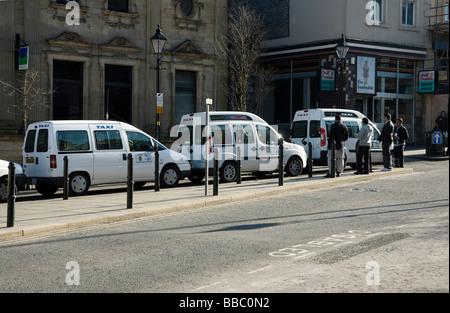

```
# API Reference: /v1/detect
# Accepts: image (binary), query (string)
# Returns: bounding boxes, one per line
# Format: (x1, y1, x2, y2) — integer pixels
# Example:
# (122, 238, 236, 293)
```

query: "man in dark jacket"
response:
(325, 115, 349, 178)
(378, 113, 394, 171)
(393, 118, 409, 168)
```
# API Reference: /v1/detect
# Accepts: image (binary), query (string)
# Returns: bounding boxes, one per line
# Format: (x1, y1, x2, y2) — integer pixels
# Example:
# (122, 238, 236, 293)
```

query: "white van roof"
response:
(180, 111, 268, 125)
(293, 108, 365, 121)
(27, 120, 138, 130)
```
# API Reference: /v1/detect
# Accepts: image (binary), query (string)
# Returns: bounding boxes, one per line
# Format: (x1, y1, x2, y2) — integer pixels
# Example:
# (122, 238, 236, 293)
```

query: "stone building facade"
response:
(0, 0, 228, 162)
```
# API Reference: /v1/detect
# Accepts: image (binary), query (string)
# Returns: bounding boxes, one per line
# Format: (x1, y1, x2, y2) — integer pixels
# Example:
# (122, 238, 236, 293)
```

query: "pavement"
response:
(0, 146, 445, 241)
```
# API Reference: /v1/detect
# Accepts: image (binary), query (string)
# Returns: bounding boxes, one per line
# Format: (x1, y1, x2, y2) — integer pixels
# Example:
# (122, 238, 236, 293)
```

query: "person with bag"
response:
(354, 117, 373, 175)
(393, 118, 409, 168)
(325, 115, 349, 178)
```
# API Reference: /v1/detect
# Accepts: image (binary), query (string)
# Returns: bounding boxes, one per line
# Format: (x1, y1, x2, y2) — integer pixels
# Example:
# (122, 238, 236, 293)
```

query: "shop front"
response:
(260, 39, 426, 144)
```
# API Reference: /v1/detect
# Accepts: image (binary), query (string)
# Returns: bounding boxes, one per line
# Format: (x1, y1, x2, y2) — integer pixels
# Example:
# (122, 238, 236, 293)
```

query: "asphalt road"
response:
(0, 156, 448, 294)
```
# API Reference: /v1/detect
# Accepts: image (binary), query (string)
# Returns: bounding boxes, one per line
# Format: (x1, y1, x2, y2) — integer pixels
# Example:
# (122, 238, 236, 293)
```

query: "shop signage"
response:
(418, 71, 435, 93)
(18, 46, 29, 70)
(357, 56, 376, 94)
(320, 69, 335, 91)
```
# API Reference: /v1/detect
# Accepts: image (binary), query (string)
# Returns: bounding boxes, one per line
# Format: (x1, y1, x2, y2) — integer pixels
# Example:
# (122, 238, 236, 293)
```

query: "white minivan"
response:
(173, 111, 307, 183)
(290, 108, 383, 167)
(23, 121, 190, 196)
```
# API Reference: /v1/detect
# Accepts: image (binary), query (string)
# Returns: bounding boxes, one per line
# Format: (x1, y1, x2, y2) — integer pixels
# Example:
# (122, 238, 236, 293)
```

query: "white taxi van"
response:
(173, 111, 307, 183)
(23, 121, 190, 196)
(290, 108, 383, 167)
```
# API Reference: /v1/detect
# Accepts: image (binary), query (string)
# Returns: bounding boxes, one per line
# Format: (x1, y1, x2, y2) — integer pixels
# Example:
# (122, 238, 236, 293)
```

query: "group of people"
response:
(324, 112, 409, 178)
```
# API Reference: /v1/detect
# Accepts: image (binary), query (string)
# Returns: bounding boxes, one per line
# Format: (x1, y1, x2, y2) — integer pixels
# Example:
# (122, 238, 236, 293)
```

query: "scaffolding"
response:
(427, 0, 449, 89)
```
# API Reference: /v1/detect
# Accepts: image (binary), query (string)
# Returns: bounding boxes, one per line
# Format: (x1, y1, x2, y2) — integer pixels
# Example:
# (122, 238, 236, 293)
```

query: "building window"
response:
(445, 4, 449, 22)
(108, 0, 128, 13)
(175, 71, 196, 124)
(369, 0, 384, 24)
(105, 65, 132, 123)
(402, 0, 415, 26)
(53, 60, 83, 120)
(180, 0, 193, 16)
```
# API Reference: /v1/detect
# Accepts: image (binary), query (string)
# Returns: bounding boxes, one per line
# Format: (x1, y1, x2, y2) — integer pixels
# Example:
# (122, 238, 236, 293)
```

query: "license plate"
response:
(26, 157, 35, 164)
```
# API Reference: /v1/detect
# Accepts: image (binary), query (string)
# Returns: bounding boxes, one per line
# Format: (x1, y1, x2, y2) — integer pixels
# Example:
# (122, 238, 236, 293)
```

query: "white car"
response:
(0, 159, 26, 202)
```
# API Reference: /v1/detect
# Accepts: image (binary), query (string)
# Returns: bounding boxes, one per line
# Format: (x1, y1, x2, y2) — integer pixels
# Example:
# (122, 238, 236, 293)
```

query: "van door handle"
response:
(122, 153, 127, 161)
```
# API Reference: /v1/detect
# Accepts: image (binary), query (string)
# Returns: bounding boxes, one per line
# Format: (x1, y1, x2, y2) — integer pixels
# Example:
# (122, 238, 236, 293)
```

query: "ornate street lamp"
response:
(150, 25, 167, 141)
(335, 34, 349, 109)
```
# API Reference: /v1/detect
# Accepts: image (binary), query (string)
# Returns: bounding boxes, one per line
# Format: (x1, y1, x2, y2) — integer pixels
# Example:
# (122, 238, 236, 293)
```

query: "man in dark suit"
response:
(393, 118, 409, 168)
(378, 113, 394, 171)
(325, 115, 349, 178)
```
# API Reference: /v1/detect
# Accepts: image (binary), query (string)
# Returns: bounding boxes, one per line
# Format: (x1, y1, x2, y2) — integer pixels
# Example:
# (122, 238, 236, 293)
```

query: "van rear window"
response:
(24, 130, 36, 153)
(292, 121, 307, 138)
(57, 131, 90, 151)
(37, 129, 49, 152)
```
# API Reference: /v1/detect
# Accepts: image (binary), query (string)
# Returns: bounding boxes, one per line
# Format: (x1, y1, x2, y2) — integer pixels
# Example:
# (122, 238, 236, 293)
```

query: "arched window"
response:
(180, 0, 193, 16)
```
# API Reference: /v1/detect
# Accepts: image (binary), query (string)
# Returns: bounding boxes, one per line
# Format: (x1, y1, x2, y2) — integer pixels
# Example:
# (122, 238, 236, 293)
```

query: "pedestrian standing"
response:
(435, 110, 447, 133)
(378, 113, 394, 171)
(325, 115, 349, 178)
(393, 118, 409, 168)
(355, 117, 373, 175)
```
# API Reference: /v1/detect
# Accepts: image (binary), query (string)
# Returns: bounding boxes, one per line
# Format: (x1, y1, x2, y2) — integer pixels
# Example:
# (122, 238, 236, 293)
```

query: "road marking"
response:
(247, 265, 272, 274)
(191, 280, 224, 292)
(294, 252, 316, 260)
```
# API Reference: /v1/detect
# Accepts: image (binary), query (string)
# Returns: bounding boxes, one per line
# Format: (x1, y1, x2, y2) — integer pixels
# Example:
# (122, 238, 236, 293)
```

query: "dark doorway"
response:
(53, 60, 83, 120)
(105, 65, 132, 123)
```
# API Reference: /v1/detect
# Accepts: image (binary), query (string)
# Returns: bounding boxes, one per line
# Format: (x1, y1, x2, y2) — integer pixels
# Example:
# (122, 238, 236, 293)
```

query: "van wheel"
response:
(188, 173, 205, 184)
(220, 161, 237, 183)
(36, 183, 59, 197)
(286, 156, 303, 176)
(161, 165, 180, 188)
(69, 172, 90, 196)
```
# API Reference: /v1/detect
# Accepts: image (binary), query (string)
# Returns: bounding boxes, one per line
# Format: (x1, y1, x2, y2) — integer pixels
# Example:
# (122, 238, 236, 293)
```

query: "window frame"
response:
(401, 0, 416, 27)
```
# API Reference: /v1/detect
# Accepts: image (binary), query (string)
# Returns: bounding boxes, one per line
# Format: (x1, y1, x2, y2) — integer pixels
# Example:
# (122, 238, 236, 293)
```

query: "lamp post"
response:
(150, 25, 167, 142)
(335, 34, 349, 109)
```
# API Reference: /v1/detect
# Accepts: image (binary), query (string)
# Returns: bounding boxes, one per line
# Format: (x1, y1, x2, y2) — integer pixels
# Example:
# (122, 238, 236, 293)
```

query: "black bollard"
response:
(331, 140, 336, 178)
(279, 138, 284, 186)
(154, 142, 160, 192)
(213, 149, 219, 196)
(7, 162, 15, 227)
(236, 146, 241, 185)
(127, 153, 134, 209)
(63, 156, 69, 200)
(308, 142, 313, 178)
